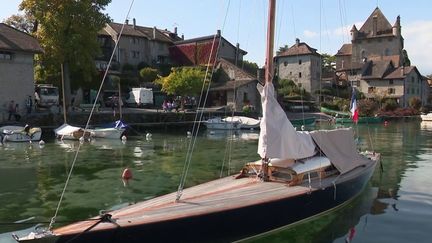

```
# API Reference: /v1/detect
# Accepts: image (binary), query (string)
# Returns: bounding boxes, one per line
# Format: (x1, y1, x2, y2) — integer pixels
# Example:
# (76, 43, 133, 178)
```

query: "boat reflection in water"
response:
(242, 185, 379, 242)
(206, 129, 260, 141)
(420, 121, 432, 131)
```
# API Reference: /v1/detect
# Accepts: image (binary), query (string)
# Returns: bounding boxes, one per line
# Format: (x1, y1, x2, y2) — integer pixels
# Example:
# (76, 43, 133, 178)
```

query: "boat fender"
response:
(384, 121, 389, 126)
(122, 168, 133, 180)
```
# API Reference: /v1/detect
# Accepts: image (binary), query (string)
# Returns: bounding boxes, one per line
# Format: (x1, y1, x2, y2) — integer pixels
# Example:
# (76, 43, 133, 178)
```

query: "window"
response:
(0, 51, 13, 60)
(411, 77, 415, 83)
(389, 80, 394, 85)
(243, 92, 248, 103)
(385, 48, 391, 56)
(298, 59, 302, 65)
(289, 71, 292, 75)
(388, 88, 395, 94)
(368, 87, 376, 93)
(299, 72, 302, 78)
(131, 51, 140, 59)
(284, 61, 288, 66)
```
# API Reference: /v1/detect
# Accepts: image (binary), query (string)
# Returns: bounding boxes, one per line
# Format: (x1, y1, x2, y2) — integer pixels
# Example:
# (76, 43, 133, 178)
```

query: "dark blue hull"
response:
(42, 161, 377, 243)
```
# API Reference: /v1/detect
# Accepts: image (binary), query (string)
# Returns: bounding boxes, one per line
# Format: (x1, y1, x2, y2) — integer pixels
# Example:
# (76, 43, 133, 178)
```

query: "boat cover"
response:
(54, 124, 83, 136)
(257, 83, 316, 160)
(310, 128, 371, 174)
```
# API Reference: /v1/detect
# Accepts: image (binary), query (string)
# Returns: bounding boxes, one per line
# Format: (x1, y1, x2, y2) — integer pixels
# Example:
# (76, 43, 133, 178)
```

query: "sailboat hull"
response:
(19, 159, 377, 243)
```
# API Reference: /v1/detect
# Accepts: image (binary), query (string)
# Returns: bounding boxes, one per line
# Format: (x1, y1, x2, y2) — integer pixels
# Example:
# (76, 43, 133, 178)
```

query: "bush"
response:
(382, 99, 399, 111)
(358, 99, 379, 117)
(409, 96, 422, 110)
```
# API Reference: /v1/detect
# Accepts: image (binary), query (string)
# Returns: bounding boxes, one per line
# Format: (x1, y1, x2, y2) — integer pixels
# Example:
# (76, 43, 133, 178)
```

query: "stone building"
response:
(169, 30, 247, 66)
(335, 7, 427, 107)
(96, 18, 179, 71)
(0, 23, 43, 120)
(274, 38, 321, 97)
(209, 58, 259, 112)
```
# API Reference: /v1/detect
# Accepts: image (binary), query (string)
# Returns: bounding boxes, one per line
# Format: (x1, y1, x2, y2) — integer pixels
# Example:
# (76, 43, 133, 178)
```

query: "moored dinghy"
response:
(16, 0, 380, 242)
(0, 125, 42, 142)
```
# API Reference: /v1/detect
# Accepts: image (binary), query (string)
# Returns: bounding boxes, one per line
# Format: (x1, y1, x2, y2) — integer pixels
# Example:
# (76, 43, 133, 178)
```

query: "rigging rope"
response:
(176, 0, 232, 202)
(48, 0, 135, 230)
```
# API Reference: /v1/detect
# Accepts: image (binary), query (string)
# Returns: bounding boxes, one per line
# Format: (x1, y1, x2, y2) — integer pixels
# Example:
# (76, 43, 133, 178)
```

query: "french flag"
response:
(350, 87, 359, 123)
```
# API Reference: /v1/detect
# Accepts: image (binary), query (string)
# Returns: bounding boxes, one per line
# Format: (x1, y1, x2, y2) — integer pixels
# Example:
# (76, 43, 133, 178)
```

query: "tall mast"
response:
(265, 0, 276, 84)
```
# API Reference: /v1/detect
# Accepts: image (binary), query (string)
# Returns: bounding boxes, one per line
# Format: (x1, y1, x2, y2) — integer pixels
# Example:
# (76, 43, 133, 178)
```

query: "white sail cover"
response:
(258, 83, 316, 159)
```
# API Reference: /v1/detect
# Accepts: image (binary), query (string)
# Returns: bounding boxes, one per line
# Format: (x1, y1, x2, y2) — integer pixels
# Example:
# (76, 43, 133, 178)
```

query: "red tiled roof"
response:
(357, 7, 393, 38)
(276, 42, 319, 57)
(384, 66, 415, 79)
(107, 22, 174, 43)
(0, 23, 43, 53)
(336, 44, 352, 56)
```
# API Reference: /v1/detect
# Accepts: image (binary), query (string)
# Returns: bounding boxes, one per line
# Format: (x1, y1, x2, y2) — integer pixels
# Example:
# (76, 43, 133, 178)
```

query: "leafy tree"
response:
(276, 44, 289, 55)
(239, 60, 259, 75)
(321, 53, 336, 73)
(402, 49, 411, 66)
(3, 13, 36, 33)
(139, 67, 159, 83)
(19, 0, 112, 106)
(155, 67, 207, 96)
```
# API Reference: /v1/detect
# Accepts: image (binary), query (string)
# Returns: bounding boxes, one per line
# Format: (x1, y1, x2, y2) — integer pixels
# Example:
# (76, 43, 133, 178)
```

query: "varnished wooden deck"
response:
(54, 175, 314, 235)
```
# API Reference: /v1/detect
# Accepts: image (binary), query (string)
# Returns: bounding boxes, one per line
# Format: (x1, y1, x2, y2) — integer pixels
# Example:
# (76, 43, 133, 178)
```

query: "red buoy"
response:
(122, 168, 133, 180)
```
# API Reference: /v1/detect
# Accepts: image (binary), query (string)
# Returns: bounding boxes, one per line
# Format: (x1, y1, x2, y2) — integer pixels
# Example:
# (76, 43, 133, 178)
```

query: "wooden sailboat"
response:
(16, 1, 380, 242)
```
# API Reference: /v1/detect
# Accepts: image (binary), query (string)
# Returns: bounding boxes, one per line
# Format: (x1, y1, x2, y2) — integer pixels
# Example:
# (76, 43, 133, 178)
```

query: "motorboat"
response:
(223, 116, 260, 129)
(204, 117, 241, 130)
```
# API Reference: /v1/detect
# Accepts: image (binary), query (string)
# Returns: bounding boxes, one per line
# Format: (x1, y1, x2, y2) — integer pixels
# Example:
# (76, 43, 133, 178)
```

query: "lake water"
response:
(0, 121, 431, 242)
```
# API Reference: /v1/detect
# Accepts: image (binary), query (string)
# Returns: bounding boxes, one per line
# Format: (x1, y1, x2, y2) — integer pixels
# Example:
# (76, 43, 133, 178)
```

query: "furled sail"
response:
(258, 82, 316, 159)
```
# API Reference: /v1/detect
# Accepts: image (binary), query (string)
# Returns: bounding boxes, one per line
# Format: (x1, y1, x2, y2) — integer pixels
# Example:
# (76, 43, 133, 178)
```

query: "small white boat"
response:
(88, 120, 127, 139)
(54, 124, 92, 140)
(204, 117, 241, 130)
(1, 125, 42, 142)
(420, 113, 432, 121)
(89, 127, 125, 139)
(223, 116, 261, 129)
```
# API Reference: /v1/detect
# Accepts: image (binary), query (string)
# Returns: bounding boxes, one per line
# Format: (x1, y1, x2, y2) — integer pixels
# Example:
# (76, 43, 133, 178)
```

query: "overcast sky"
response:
(2, 0, 432, 75)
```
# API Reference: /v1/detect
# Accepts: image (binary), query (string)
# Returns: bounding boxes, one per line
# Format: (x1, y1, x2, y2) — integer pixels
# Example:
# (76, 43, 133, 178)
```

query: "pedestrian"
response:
(14, 104, 21, 121)
(26, 95, 33, 114)
(8, 100, 15, 121)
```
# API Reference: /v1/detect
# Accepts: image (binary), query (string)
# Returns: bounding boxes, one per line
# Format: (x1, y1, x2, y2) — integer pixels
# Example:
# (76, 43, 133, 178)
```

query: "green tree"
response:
(276, 44, 289, 55)
(321, 53, 336, 73)
(20, 0, 112, 107)
(155, 67, 207, 96)
(139, 67, 159, 83)
(239, 60, 259, 75)
(402, 49, 411, 66)
(3, 13, 36, 34)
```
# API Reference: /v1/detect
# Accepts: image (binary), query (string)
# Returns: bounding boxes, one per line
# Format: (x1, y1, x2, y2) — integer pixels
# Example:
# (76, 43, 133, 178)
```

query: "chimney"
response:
(217, 29, 221, 36)
(153, 26, 156, 39)
(126, 19, 129, 25)
(372, 15, 377, 36)
(295, 38, 300, 46)
(133, 18, 136, 29)
(174, 27, 177, 34)
(235, 43, 240, 66)
(257, 68, 265, 82)
(181, 34, 184, 40)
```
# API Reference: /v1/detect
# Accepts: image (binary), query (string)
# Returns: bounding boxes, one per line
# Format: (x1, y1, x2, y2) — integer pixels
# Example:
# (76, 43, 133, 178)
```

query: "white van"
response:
(125, 88, 153, 107)
(35, 84, 59, 108)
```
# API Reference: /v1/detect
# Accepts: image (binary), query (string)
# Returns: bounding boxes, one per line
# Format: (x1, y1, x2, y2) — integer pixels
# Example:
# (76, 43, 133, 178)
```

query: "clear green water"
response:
(0, 121, 431, 242)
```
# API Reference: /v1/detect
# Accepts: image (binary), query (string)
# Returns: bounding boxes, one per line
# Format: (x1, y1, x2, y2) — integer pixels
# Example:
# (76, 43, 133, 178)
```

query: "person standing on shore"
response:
(8, 100, 16, 121)
(26, 95, 33, 114)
